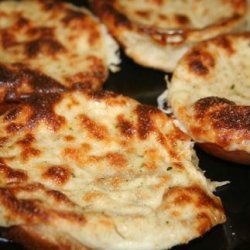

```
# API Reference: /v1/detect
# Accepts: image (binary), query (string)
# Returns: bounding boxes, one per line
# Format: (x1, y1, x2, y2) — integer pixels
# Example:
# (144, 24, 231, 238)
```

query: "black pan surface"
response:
(0, 1, 249, 249)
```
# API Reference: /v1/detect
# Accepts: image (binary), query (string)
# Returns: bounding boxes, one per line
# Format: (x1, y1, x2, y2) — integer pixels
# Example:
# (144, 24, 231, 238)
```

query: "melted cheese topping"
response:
(168, 33, 250, 152)
(116, 0, 243, 30)
(0, 90, 225, 250)
(0, 0, 120, 94)
(93, 0, 246, 72)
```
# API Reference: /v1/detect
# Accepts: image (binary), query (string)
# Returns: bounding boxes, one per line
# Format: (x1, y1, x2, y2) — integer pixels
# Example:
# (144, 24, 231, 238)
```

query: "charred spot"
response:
(18, 67, 65, 94)
(194, 97, 235, 116)
(106, 152, 127, 168)
(136, 105, 160, 139)
(189, 185, 224, 212)
(40, 0, 62, 11)
(157, 131, 180, 160)
(188, 49, 215, 75)
(23, 93, 64, 130)
(1, 31, 16, 49)
(0, 137, 8, 146)
(21, 147, 41, 162)
(87, 90, 119, 100)
(27, 27, 55, 39)
(87, 26, 101, 46)
(66, 58, 106, 89)
(172, 162, 185, 171)
(174, 14, 190, 26)
(55, 210, 86, 224)
(62, 9, 86, 25)
(6, 123, 24, 133)
(230, 0, 247, 13)
(0, 188, 49, 222)
(196, 212, 212, 235)
(135, 11, 150, 18)
(94, 1, 131, 28)
(25, 38, 66, 58)
(46, 190, 75, 206)
(43, 166, 71, 185)
(3, 105, 22, 122)
(11, 183, 44, 193)
(6, 93, 65, 132)
(117, 115, 136, 138)
(157, 132, 165, 145)
(110, 8, 131, 28)
(0, 63, 65, 102)
(0, 159, 28, 183)
(164, 186, 224, 215)
(0, 63, 19, 88)
(71, 82, 92, 90)
(17, 134, 41, 162)
(15, 16, 30, 29)
(64, 135, 75, 141)
(174, 193, 192, 205)
(158, 14, 168, 21)
(80, 114, 107, 140)
(195, 97, 250, 132)
(214, 36, 235, 54)
(212, 105, 250, 131)
(189, 60, 209, 75)
(152, 0, 164, 5)
(17, 133, 35, 145)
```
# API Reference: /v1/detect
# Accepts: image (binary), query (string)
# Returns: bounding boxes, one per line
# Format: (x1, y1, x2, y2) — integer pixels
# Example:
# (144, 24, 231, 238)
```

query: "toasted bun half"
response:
(0, 0, 120, 101)
(168, 33, 250, 165)
(0, 89, 225, 249)
(92, 0, 247, 72)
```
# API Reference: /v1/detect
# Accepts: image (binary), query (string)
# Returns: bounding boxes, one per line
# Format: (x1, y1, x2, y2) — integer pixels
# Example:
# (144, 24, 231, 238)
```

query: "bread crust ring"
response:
(199, 143, 250, 165)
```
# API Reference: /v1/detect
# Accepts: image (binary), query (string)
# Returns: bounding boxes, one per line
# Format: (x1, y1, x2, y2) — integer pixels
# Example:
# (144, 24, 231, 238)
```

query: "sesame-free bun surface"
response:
(168, 33, 250, 164)
(92, 0, 247, 72)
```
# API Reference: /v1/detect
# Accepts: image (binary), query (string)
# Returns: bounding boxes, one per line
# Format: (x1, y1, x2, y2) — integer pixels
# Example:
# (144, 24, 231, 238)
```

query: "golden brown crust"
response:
(198, 143, 250, 165)
(192, 97, 250, 147)
(92, 0, 247, 45)
(3, 225, 91, 250)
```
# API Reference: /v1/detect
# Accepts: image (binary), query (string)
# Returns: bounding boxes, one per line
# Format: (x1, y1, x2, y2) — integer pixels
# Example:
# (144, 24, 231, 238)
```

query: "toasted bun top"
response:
(0, 89, 225, 250)
(0, 0, 120, 100)
(168, 33, 250, 154)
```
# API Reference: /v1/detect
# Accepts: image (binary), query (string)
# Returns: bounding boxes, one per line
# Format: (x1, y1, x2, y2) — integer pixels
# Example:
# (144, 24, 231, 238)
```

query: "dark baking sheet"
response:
(1, 1, 250, 249)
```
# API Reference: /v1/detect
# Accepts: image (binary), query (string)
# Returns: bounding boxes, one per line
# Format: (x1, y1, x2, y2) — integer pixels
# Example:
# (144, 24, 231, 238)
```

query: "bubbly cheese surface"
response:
(168, 33, 250, 153)
(0, 0, 120, 101)
(0, 89, 225, 250)
(116, 0, 244, 30)
(92, 0, 247, 72)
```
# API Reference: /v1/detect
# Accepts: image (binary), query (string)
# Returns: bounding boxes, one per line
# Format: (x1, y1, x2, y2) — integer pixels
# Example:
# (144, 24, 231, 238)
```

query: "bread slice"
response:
(0, 0, 120, 101)
(168, 33, 250, 164)
(0, 89, 225, 249)
(92, 0, 247, 72)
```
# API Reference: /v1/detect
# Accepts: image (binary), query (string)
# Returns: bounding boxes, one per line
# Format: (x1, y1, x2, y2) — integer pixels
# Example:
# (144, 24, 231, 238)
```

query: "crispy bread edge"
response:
(2, 225, 92, 250)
